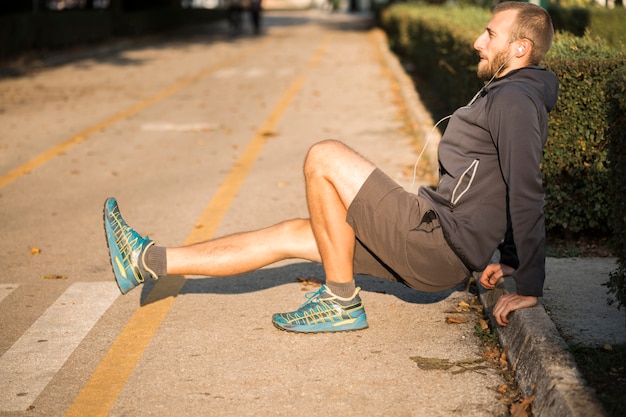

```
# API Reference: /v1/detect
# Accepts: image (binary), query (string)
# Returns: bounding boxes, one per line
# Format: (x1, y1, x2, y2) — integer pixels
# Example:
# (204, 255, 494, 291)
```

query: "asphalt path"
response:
(1, 9, 532, 417)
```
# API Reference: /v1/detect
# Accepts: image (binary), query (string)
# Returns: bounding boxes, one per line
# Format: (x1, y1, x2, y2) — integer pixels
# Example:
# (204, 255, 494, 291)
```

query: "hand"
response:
(479, 263, 515, 290)
(492, 293, 537, 327)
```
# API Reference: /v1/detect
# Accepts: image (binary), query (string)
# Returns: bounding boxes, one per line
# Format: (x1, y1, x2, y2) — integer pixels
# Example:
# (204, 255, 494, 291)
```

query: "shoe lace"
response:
(284, 287, 347, 324)
(110, 209, 143, 252)
(109, 208, 150, 281)
(298, 287, 327, 307)
(306, 287, 323, 298)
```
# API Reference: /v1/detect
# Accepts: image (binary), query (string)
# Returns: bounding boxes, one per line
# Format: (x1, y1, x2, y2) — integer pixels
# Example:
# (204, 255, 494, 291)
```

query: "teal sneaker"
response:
(272, 285, 368, 333)
(103, 198, 157, 294)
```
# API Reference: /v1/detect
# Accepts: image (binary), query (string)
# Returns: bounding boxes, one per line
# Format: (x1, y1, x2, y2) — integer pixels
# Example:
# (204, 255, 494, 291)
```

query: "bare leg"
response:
(165, 140, 375, 283)
(303, 140, 376, 283)
(166, 218, 320, 276)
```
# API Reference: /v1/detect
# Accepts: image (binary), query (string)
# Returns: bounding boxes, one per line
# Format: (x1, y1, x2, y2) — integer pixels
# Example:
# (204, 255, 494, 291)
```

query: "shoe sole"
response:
(272, 314, 369, 333)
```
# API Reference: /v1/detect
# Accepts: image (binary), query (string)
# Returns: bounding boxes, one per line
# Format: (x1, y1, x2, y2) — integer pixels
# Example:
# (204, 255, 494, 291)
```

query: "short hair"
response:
(494, 1, 554, 65)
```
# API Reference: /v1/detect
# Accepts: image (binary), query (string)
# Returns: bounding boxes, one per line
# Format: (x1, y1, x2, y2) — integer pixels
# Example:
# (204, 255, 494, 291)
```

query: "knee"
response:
(276, 218, 312, 240)
(304, 139, 344, 178)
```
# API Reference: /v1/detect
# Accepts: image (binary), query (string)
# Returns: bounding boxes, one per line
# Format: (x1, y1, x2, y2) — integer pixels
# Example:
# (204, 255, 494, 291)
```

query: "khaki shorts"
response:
(346, 169, 469, 292)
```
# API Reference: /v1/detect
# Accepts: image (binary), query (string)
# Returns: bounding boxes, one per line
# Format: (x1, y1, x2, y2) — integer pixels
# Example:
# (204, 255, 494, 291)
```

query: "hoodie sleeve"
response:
(488, 84, 546, 297)
(497, 205, 520, 270)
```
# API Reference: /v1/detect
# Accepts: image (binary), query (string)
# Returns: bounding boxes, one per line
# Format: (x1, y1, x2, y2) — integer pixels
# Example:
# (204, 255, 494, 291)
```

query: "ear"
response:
(515, 39, 532, 58)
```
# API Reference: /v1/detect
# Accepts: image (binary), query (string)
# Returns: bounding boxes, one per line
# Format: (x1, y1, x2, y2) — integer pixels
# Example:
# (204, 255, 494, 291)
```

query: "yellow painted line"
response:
(0, 44, 264, 190)
(186, 38, 328, 245)
(64, 36, 330, 417)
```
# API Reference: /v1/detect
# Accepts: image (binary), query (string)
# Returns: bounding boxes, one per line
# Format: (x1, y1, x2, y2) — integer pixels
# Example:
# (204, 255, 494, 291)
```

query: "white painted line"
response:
(212, 67, 293, 79)
(243, 67, 265, 78)
(0, 282, 119, 412)
(140, 122, 213, 132)
(0, 284, 19, 304)
(213, 67, 239, 78)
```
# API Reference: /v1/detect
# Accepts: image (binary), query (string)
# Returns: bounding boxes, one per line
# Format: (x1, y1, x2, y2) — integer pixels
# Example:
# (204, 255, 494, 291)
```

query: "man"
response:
(249, 0, 262, 35)
(104, 1, 558, 333)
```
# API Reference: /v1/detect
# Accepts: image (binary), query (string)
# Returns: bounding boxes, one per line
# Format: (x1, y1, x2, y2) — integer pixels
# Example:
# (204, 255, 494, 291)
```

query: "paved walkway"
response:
(0, 9, 622, 417)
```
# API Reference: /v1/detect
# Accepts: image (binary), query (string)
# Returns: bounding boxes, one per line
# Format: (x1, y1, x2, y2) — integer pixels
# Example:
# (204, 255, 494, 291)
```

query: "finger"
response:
(478, 274, 489, 287)
(500, 304, 512, 326)
(492, 305, 506, 326)
(480, 277, 495, 289)
(480, 264, 496, 276)
(482, 273, 500, 288)
(479, 266, 499, 288)
(493, 295, 513, 326)
(495, 309, 510, 326)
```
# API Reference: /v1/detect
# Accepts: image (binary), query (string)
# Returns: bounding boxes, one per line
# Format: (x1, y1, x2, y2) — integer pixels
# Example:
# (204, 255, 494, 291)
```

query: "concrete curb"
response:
(478, 275, 607, 417)
(375, 24, 608, 417)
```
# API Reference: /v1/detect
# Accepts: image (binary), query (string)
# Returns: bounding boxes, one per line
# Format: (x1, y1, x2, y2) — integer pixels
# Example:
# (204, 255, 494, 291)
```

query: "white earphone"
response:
(518, 46, 524, 52)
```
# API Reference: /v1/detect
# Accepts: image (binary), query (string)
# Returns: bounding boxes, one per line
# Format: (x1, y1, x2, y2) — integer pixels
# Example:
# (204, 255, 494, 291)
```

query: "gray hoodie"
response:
(419, 66, 559, 297)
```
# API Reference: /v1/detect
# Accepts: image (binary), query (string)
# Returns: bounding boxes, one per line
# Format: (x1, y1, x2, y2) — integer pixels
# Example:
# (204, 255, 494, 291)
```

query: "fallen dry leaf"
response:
(296, 277, 323, 287)
(510, 395, 534, 417)
(482, 346, 501, 362)
(499, 348, 509, 367)
(478, 318, 490, 331)
(42, 274, 67, 280)
(446, 315, 470, 324)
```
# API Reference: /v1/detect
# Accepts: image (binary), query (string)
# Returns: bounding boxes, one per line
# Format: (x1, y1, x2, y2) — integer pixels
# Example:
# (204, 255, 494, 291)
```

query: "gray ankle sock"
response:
(144, 245, 167, 278)
(326, 280, 356, 298)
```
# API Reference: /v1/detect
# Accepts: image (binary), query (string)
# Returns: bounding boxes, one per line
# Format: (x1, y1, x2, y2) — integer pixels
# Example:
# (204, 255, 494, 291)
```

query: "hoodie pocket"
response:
(450, 159, 479, 209)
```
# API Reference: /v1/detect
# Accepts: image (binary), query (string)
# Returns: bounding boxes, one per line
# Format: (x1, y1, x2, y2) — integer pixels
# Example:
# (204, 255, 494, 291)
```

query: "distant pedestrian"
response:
(226, 0, 244, 35)
(249, 0, 262, 34)
(104, 2, 558, 333)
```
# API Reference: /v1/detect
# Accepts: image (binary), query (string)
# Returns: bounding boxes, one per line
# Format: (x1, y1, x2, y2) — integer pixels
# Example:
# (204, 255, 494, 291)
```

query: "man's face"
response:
(473, 10, 518, 81)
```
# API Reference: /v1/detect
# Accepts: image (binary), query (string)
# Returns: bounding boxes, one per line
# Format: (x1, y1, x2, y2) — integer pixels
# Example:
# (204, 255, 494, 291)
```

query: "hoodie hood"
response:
(485, 66, 559, 112)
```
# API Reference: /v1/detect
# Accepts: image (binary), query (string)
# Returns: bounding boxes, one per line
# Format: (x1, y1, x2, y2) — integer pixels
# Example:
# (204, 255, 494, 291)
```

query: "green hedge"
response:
(542, 33, 623, 236)
(379, 5, 626, 305)
(381, 5, 488, 112)
(548, 5, 626, 50)
(606, 68, 626, 310)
